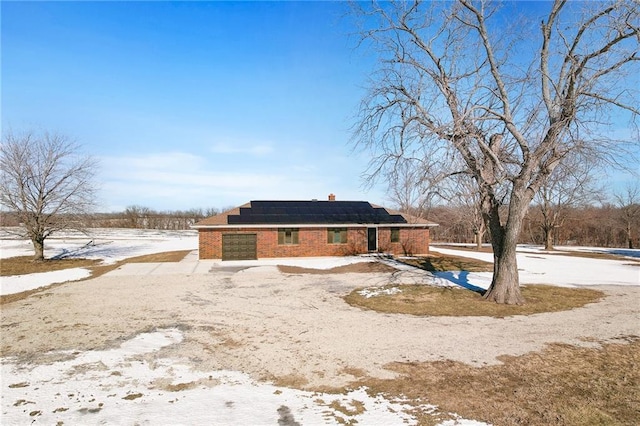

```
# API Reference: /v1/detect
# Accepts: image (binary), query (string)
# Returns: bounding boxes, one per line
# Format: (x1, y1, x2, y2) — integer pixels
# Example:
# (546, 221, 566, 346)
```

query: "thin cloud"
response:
(98, 151, 329, 210)
(210, 142, 273, 156)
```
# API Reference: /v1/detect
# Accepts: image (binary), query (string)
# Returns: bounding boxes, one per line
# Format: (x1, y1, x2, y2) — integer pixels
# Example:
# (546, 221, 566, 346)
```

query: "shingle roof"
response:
(194, 200, 437, 227)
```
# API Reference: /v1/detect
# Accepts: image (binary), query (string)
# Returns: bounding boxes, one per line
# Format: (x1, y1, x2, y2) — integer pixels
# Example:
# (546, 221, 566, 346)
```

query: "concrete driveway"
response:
(104, 250, 215, 276)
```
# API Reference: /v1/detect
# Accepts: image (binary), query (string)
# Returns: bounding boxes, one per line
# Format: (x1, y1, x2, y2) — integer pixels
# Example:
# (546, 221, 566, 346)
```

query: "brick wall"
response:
(198, 226, 430, 259)
(378, 227, 430, 256)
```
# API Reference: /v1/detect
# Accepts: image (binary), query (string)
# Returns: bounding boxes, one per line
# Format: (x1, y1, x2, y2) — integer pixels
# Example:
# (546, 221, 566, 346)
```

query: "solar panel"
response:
(226, 201, 408, 225)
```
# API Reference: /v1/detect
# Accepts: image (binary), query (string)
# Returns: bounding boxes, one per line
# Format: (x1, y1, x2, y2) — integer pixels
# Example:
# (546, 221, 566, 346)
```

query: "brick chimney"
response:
(328, 193, 336, 201)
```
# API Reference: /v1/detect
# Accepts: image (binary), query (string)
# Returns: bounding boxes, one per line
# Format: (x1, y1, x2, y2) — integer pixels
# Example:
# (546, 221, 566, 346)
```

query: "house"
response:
(193, 194, 438, 260)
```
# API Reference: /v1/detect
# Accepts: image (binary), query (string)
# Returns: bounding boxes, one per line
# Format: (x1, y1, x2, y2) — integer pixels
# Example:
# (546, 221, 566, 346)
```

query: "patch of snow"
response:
(0, 268, 92, 296)
(358, 286, 402, 298)
(431, 246, 639, 288)
(1, 328, 481, 425)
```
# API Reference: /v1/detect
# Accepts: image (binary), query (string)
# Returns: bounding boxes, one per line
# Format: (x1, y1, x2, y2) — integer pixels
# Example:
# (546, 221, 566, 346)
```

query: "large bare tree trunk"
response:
(475, 230, 483, 251)
(482, 188, 527, 305)
(486, 238, 522, 304)
(544, 227, 554, 251)
(32, 237, 45, 261)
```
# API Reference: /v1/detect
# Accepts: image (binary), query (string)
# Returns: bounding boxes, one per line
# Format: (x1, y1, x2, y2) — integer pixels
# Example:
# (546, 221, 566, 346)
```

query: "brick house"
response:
(193, 194, 438, 260)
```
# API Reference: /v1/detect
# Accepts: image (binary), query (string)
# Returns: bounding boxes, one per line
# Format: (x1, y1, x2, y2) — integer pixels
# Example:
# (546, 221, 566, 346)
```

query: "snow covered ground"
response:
(0, 228, 198, 263)
(1, 229, 638, 425)
(430, 245, 640, 289)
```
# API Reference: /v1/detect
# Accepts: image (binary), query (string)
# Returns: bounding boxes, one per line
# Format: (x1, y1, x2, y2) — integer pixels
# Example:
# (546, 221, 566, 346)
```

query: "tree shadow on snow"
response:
(50, 241, 148, 261)
(434, 271, 486, 295)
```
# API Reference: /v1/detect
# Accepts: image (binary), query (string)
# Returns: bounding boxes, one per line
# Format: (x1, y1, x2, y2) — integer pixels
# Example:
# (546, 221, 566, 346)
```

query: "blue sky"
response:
(2, 1, 381, 212)
(2, 1, 637, 213)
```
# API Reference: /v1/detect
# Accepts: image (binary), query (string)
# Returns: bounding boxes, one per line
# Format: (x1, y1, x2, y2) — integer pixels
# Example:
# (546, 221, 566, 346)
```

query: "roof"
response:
(193, 200, 438, 228)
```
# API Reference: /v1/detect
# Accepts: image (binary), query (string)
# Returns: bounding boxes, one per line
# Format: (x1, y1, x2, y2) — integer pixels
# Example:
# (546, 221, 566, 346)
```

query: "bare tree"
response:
(534, 155, 603, 250)
(352, 0, 639, 303)
(124, 205, 151, 229)
(614, 184, 640, 249)
(0, 129, 98, 260)
(385, 157, 439, 217)
(450, 175, 486, 250)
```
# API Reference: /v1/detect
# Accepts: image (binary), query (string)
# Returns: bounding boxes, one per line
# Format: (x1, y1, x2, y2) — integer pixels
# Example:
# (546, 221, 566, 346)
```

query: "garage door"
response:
(222, 234, 257, 261)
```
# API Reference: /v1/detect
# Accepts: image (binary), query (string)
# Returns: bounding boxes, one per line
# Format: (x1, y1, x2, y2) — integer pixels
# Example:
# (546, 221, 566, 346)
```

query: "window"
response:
(390, 227, 400, 243)
(327, 228, 347, 244)
(278, 228, 299, 245)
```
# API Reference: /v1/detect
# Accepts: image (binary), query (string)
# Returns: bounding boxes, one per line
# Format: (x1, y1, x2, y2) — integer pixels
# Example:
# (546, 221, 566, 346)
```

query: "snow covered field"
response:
(430, 245, 640, 289)
(1, 229, 638, 425)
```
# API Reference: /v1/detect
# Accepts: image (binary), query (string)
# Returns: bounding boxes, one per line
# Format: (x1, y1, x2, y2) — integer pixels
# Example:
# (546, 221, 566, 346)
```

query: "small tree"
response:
(534, 155, 603, 250)
(449, 174, 486, 251)
(0, 129, 98, 260)
(124, 205, 151, 229)
(385, 157, 440, 218)
(614, 184, 640, 249)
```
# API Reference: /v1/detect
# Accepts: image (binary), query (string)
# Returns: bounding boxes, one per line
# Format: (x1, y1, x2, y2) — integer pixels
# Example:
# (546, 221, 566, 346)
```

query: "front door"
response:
(367, 228, 377, 252)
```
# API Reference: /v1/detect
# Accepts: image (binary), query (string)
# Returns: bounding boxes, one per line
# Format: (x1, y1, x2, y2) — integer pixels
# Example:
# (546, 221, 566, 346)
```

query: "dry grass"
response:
(432, 244, 494, 253)
(329, 399, 366, 416)
(548, 251, 640, 265)
(113, 250, 192, 263)
(347, 251, 602, 316)
(278, 261, 398, 275)
(277, 253, 491, 275)
(1, 256, 101, 276)
(400, 253, 493, 273)
(270, 373, 310, 389)
(344, 284, 603, 317)
(354, 337, 640, 426)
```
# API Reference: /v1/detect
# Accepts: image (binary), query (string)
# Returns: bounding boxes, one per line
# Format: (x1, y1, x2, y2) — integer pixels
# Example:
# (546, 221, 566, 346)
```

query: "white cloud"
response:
(210, 142, 273, 156)
(95, 147, 388, 211)
(98, 151, 367, 210)
(104, 152, 207, 171)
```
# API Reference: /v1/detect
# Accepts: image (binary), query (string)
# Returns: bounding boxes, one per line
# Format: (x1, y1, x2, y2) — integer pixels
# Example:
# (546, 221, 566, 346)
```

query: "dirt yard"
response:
(2, 262, 639, 391)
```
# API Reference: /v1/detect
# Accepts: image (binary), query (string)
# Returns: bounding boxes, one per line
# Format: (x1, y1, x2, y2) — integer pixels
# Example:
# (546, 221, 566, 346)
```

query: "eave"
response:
(192, 222, 438, 230)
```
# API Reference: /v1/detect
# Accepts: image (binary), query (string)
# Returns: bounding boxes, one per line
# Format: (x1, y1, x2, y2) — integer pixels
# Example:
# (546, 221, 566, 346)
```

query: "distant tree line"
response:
(0, 205, 226, 231)
(428, 202, 640, 249)
(96, 205, 223, 230)
(3, 200, 637, 248)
